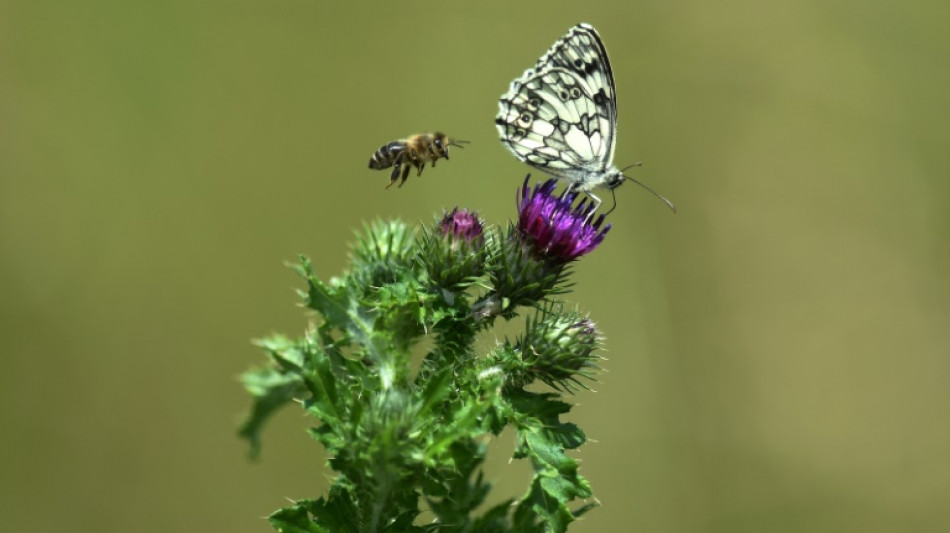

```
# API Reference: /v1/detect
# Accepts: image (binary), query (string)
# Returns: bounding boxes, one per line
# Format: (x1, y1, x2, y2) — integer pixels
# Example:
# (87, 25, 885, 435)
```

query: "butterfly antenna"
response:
(620, 164, 676, 213)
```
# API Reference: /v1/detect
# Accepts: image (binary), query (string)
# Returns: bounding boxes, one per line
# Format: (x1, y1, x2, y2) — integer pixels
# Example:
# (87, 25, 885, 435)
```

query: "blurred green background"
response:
(2, 1, 948, 531)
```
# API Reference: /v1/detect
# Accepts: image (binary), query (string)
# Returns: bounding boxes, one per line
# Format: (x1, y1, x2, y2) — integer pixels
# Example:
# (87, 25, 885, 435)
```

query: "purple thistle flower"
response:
(439, 207, 484, 244)
(516, 177, 611, 262)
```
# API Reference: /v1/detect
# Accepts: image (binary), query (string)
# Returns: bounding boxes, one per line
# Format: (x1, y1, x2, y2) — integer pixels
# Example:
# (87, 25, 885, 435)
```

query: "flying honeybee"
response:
(368, 132, 468, 188)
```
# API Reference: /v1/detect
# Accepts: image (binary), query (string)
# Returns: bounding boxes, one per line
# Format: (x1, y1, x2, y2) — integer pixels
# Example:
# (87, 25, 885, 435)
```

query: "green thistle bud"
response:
(419, 207, 487, 291)
(489, 222, 566, 310)
(512, 308, 602, 391)
(482, 177, 612, 319)
(348, 219, 418, 290)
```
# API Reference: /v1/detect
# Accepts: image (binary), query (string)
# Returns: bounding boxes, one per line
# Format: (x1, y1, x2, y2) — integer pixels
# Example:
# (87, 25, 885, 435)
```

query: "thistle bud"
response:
(439, 207, 485, 245)
(488, 177, 612, 312)
(420, 207, 488, 291)
(517, 311, 602, 391)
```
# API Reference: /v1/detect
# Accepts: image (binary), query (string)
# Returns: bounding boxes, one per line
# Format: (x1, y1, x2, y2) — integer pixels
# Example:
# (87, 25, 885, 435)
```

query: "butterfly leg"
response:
(585, 191, 604, 223)
(587, 191, 603, 212)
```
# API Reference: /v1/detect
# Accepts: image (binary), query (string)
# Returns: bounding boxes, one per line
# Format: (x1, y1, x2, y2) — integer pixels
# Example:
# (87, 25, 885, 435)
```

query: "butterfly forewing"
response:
(534, 24, 618, 137)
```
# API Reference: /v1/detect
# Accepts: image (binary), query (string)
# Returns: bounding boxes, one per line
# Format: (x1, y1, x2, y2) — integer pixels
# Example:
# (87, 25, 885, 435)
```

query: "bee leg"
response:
(387, 156, 404, 189)
(386, 170, 399, 189)
(416, 161, 425, 176)
(398, 162, 411, 187)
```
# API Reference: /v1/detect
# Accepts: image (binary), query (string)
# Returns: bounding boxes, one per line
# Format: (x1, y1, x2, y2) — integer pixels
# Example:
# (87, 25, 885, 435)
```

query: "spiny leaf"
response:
(237, 337, 312, 458)
(268, 504, 330, 533)
(506, 391, 595, 532)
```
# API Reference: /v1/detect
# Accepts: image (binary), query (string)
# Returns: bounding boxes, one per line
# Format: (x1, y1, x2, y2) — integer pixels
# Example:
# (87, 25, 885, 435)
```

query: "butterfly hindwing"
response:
(498, 70, 608, 173)
(535, 24, 617, 129)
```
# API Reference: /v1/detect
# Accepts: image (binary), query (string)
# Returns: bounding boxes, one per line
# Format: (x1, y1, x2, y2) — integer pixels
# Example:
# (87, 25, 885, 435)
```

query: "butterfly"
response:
(495, 23, 675, 213)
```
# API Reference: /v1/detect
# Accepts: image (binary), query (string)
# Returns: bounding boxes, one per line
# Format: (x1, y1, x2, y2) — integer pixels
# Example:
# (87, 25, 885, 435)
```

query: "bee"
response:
(368, 132, 468, 188)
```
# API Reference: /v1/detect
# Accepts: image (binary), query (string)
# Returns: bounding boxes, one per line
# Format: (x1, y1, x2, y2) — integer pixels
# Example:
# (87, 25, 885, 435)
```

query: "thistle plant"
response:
(239, 176, 613, 533)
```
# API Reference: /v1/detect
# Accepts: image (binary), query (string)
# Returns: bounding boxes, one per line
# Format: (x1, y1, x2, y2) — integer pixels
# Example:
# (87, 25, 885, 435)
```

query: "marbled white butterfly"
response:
(495, 23, 674, 212)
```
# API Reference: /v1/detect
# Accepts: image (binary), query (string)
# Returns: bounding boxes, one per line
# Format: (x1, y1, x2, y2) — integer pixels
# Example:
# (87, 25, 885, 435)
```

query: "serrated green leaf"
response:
(237, 366, 305, 459)
(544, 422, 585, 451)
(305, 271, 358, 330)
(504, 390, 595, 532)
(375, 280, 417, 306)
(540, 473, 591, 502)
(513, 477, 574, 533)
(256, 334, 305, 368)
(268, 504, 329, 533)
(298, 256, 401, 377)
(509, 392, 571, 419)
(423, 384, 500, 468)
(303, 340, 342, 425)
(472, 499, 515, 533)
(415, 367, 453, 421)
(301, 487, 362, 533)
(524, 431, 574, 473)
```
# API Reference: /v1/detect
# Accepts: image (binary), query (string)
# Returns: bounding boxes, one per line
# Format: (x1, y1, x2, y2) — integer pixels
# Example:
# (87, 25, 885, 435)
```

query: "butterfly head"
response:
(604, 169, 625, 190)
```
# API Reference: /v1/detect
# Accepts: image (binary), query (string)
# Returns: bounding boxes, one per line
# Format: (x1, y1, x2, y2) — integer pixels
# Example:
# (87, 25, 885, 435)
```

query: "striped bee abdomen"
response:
(368, 141, 408, 170)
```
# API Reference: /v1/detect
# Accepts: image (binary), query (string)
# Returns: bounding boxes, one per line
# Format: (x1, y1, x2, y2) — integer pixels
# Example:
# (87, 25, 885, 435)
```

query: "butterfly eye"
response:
(557, 90, 569, 101)
(518, 112, 533, 127)
(527, 98, 540, 111)
(569, 87, 582, 99)
(513, 128, 527, 140)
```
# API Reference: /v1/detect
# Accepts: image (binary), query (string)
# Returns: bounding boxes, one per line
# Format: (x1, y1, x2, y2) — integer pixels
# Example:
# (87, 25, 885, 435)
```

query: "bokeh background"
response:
(2, 1, 947, 531)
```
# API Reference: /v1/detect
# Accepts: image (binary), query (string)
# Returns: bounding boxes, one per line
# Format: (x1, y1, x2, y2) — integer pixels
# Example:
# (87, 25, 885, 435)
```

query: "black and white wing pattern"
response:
(496, 23, 622, 193)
